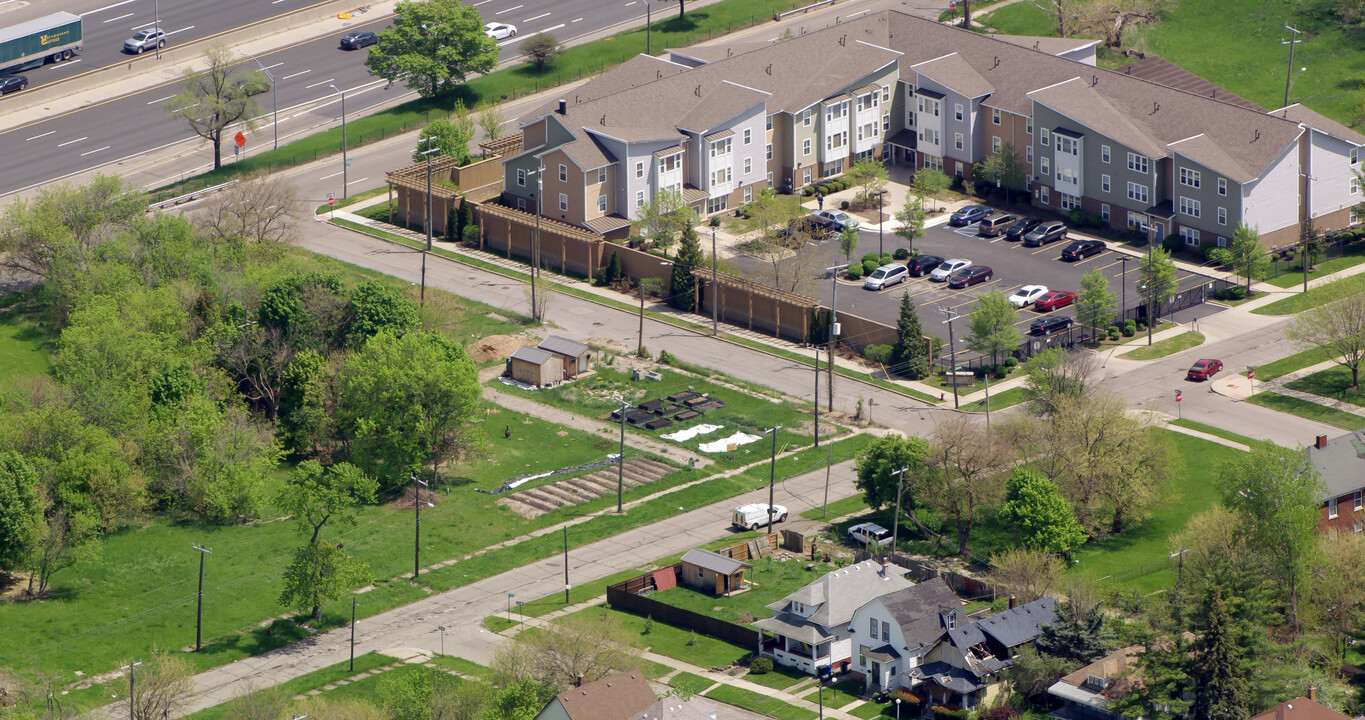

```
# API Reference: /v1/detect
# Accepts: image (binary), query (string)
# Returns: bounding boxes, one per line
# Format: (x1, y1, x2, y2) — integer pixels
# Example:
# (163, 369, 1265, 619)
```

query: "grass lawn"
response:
(0, 297, 56, 386)
(962, 386, 1027, 414)
(557, 605, 751, 668)
(652, 555, 845, 624)
(849, 701, 896, 720)
(670, 671, 717, 695)
(1264, 245, 1365, 288)
(705, 684, 817, 720)
(183, 653, 392, 720)
(1251, 345, 1337, 382)
(804, 679, 863, 709)
(741, 664, 809, 690)
(1124, 332, 1205, 361)
(429, 654, 491, 678)
(1167, 419, 1256, 447)
(1246, 392, 1365, 431)
(1286, 366, 1365, 407)
(1253, 274, 1365, 316)
(979, 2, 1057, 35)
(922, 365, 1021, 395)
(483, 615, 520, 633)
(800, 494, 869, 522)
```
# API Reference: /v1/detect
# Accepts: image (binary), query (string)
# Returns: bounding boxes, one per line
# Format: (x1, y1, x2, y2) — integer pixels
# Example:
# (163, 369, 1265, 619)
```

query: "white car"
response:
(484, 23, 518, 40)
(864, 263, 909, 291)
(1009, 285, 1048, 308)
(848, 522, 893, 547)
(732, 503, 788, 530)
(929, 258, 971, 282)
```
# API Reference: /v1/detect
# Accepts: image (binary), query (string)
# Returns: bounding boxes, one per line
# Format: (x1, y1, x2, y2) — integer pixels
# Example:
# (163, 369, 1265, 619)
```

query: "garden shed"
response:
(538, 335, 595, 378)
(679, 548, 750, 596)
(508, 346, 562, 387)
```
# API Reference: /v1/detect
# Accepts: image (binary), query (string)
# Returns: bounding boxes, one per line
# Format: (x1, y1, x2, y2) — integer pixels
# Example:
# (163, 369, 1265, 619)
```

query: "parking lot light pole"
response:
(249, 56, 278, 150)
(328, 84, 349, 198)
(1119, 255, 1129, 327)
(192, 544, 212, 652)
(874, 190, 887, 256)
(712, 226, 719, 335)
(938, 306, 961, 409)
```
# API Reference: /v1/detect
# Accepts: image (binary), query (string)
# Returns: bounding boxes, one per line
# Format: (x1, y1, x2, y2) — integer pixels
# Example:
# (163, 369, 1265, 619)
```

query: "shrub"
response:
(1122, 319, 1137, 337)
(1108, 328, 1121, 340)
(994, 366, 1007, 379)
(846, 264, 865, 279)
(863, 344, 894, 365)
(658, 350, 677, 365)
(862, 253, 881, 264)
(803, 186, 814, 196)
(709, 216, 722, 227)
(1198, 241, 1219, 260)
(1137, 321, 1147, 331)
(980, 707, 1020, 720)
(1161, 233, 1184, 253)
(950, 174, 966, 192)
(462, 224, 481, 246)
(863, 258, 880, 275)
(643, 615, 654, 634)
(1004, 357, 1019, 368)
(1068, 208, 1089, 227)
(817, 185, 830, 195)
(932, 707, 971, 720)
(880, 253, 894, 266)
(749, 658, 773, 675)
(1213, 286, 1247, 301)
(893, 248, 910, 260)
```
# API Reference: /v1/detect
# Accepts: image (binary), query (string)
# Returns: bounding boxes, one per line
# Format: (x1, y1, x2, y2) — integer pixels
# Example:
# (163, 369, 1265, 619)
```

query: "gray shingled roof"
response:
(765, 560, 914, 629)
(912, 52, 995, 99)
(1027, 78, 1169, 160)
(1270, 103, 1365, 146)
(1118, 56, 1263, 112)
(523, 54, 690, 124)
(976, 597, 1056, 648)
(1168, 134, 1255, 184)
(539, 335, 591, 358)
(751, 615, 832, 644)
(879, 576, 963, 649)
(678, 82, 770, 133)
(681, 548, 750, 575)
(510, 346, 555, 365)
(1307, 431, 1365, 501)
(631, 697, 721, 720)
(991, 34, 1099, 57)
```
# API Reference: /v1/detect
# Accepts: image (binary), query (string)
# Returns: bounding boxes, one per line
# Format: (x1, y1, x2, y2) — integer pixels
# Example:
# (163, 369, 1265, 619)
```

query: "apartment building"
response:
(500, 10, 1364, 246)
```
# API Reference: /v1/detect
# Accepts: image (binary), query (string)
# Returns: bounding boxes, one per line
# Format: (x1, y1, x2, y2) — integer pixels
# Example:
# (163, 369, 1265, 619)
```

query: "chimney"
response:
(575, 674, 584, 687)
(557, 99, 567, 115)
(1008, 595, 1017, 610)
(1316, 434, 1328, 449)
(1309, 685, 1318, 701)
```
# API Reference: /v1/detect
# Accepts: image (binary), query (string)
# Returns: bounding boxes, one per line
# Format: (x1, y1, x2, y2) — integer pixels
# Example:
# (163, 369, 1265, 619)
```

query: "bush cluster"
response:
(846, 264, 865, 279)
(863, 344, 893, 365)
(749, 658, 773, 675)
(1213, 286, 1248, 301)
(893, 248, 910, 260)
(1068, 208, 1105, 228)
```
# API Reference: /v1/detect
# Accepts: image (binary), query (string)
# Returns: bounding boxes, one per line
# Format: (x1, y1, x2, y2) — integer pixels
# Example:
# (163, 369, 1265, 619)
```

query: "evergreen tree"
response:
(1036, 597, 1115, 663)
(609, 251, 624, 284)
(891, 292, 931, 379)
(1192, 588, 1252, 720)
(1112, 638, 1193, 720)
(671, 224, 703, 311)
(460, 196, 476, 236)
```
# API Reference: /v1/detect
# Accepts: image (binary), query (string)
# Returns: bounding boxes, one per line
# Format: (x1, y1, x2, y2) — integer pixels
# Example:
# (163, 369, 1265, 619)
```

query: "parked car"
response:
(977, 212, 1018, 238)
(484, 22, 518, 39)
(1022, 221, 1068, 247)
(777, 217, 830, 241)
(123, 27, 166, 54)
(1061, 239, 1106, 261)
(1034, 290, 1077, 312)
(0, 75, 28, 95)
(1004, 216, 1044, 241)
(848, 522, 893, 547)
(929, 258, 972, 282)
(1030, 315, 1074, 335)
(1009, 284, 1048, 308)
(907, 254, 944, 277)
(339, 31, 378, 49)
(1186, 358, 1224, 381)
(949, 265, 994, 288)
(732, 503, 788, 530)
(948, 204, 991, 227)
(811, 209, 860, 232)
(864, 263, 910, 291)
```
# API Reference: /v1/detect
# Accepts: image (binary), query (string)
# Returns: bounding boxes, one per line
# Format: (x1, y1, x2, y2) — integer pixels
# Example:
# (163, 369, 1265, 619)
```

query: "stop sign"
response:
(1175, 390, 1182, 403)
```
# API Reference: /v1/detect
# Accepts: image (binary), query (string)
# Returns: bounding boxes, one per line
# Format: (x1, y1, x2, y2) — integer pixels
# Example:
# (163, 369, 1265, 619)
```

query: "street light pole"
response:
(765, 425, 783, 535)
(875, 190, 886, 257)
(939, 307, 961, 409)
(192, 544, 212, 652)
(645, 0, 652, 56)
(1283, 25, 1302, 108)
(1120, 255, 1129, 327)
(711, 226, 719, 335)
(811, 344, 820, 448)
(120, 662, 141, 720)
(153, 0, 160, 60)
(329, 84, 349, 198)
(825, 265, 848, 413)
(249, 56, 277, 150)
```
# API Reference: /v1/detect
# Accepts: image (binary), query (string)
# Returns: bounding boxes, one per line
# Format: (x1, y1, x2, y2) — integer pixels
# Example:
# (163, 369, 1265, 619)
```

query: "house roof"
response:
(912, 52, 995, 99)
(584, 214, 632, 235)
(765, 560, 915, 630)
(1168, 134, 1256, 184)
(679, 82, 770, 133)
(752, 614, 832, 644)
(554, 670, 659, 720)
(1049, 645, 1143, 705)
(910, 661, 984, 694)
(540, 335, 592, 358)
(1248, 697, 1351, 720)
(976, 597, 1057, 648)
(878, 576, 963, 649)
(631, 697, 719, 720)
(511, 347, 555, 365)
(864, 644, 900, 663)
(1118, 56, 1264, 112)
(991, 34, 1099, 57)
(1028, 78, 1169, 160)
(523, 54, 690, 123)
(1307, 431, 1365, 501)
(1269, 103, 1365, 146)
(680, 548, 750, 575)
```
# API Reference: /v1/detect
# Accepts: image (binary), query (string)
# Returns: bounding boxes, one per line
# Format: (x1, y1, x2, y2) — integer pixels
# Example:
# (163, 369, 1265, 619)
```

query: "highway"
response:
(0, 0, 661, 197)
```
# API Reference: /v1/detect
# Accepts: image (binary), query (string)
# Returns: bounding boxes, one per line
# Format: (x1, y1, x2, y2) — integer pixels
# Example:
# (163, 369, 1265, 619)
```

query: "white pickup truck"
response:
(732, 503, 788, 531)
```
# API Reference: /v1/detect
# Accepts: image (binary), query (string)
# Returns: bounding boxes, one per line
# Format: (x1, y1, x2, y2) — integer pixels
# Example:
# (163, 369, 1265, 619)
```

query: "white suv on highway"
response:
(124, 28, 166, 54)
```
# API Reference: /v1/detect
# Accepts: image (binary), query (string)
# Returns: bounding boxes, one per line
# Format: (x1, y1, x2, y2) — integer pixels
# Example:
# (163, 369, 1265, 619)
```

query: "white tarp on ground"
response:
(661, 424, 724, 442)
(698, 432, 763, 453)
(498, 376, 537, 390)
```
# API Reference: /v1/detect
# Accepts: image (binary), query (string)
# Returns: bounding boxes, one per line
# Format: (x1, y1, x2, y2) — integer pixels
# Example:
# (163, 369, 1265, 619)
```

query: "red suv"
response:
(1034, 290, 1077, 312)
(1186, 359, 1223, 381)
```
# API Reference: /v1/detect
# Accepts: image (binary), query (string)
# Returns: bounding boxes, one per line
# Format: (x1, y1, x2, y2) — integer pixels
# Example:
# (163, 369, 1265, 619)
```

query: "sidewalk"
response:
(1211, 355, 1365, 418)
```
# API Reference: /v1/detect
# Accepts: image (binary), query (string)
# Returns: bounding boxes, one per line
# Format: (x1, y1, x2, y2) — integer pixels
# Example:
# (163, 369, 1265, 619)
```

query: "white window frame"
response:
(1179, 196, 1201, 219)
(1101, 174, 1111, 193)
(767, 143, 773, 160)
(803, 138, 812, 156)
(767, 114, 773, 131)
(1026, 146, 1033, 165)
(558, 192, 568, 211)
(710, 137, 732, 157)
(881, 621, 890, 642)
(597, 194, 607, 213)
(1180, 226, 1200, 245)
(636, 191, 645, 207)
(869, 618, 877, 635)
(1101, 145, 1111, 164)
(1127, 152, 1149, 174)
(635, 161, 644, 179)
(1060, 193, 1080, 211)
(743, 128, 752, 145)
(882, 86, 890, 103)
(1329, 497, 1339, 519)
(1039, 186, 1050, 204)
(767, 172, 773, 188)
(954, 133, 964, 151)
(597, 168, 607, 184)
(1026, 117, 1033, 135)
(882, 113, 890, 132)
(1040, 156, 1050, 177)
(1217, 207, 1227, 226)
(1040, 128, 1050, 147)
(559, 164, 568, 182)
(991, 108, 1001, 125)
(517, 197, 526, 211)
(517, 168, 527, 187)
(1100, 203, 1110, 221)
(744, 157, 752, 174)
(743, 186, 752, 203)
(992, 136, 1002, 153)
(954, 103, 963, 121)
(1217, 178, 1228, 196)
(1179, 167, 1201, 189)
(1126, 181, 1149, 204)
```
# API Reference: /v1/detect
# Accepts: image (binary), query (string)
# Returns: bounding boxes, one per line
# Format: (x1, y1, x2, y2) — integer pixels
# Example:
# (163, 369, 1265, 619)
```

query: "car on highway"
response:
(1004, 216, 1044, 241)
(929, 258, 971, 282)
(864, 263, 909, 291)
(1030, 315, 1074, 335)
(949, 265, 994, 288)
(1186, 358, 1224, 382)
(732, 503, 788, 530)
(1022, 221, 1068, 247)
(907, 254, 945, 277)
(484, 22, 518, 39)
(0, 75, 28, 95)
(1034, 290, 1077, 312)
(948, 204, 992, 227)
(848, 522, 893, 547)
(1061, 239, 1106, 261)
(339, 31, 378, 50)
(811, 209, 860, 232)
(977, 212, 1018, 238)
(1009, 285, 1048, 308)
(123, 27, 166, 54)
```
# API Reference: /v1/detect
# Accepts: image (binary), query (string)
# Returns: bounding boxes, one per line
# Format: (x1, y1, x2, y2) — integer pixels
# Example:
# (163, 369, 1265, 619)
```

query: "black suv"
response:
(340, 31, 378, 50)
(1022, 221, 1068, 247)
(1004, 216, 1043, 241)
(907, 254, 945, 277)
(1030, 316, 1074, 336)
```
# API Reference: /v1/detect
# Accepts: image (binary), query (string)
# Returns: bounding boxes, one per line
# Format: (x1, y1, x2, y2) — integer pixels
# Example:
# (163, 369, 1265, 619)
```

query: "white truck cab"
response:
(731, 503, 788, 530)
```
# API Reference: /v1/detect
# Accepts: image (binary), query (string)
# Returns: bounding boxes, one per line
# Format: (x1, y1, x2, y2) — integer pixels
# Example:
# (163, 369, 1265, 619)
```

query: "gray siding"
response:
(1171, 155, 1239, 242)
(1030, 100, 1156, 219)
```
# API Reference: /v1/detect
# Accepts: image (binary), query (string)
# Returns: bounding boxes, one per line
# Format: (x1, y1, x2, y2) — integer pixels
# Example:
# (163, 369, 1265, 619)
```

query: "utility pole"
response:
(614, 396, 629, 512)
(249, 55, 277, 150)
(765, 425, 783, 535)
(982, 370, 992, 428)
(412, 472, 428, 579)
(811, 344, 820, 448)
(192, 545, 212, 652)
(874, 190, 886, 256)
(120, 661, 141, 720)
(1119, 255, 1129, 327)
(825, 265, 848, 413)
(711, 226, 719, 335)
(418, 138, 439, 308)
(350, 598, 357, 671)
(645, 0, 652, 55)
(563, 526, 570, 603)
(822, 446, 832, 519)
(1282, 25, 1303, 108)
(938, 307, 961, 409)
(328, 85, 349, 198)
(890, 467, 908, 556)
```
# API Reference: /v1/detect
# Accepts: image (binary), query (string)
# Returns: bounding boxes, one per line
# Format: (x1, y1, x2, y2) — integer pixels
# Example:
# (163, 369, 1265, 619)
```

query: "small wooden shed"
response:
(538, 335, 594, 378)
(508, 346, 562, 387)
(679, 548, 750, 596)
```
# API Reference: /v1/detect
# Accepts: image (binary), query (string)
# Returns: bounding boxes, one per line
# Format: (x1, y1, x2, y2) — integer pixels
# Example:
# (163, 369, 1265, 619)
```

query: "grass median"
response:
(1253, 273, 1365, 316)
(1124, 331, 1205, 361)
(1245, 392, 1365, 431)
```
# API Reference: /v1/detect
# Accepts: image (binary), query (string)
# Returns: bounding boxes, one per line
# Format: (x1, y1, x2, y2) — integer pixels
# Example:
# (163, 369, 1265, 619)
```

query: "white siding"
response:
(1307, 129, 1363, 221)
(1242, 139, 1301, 236)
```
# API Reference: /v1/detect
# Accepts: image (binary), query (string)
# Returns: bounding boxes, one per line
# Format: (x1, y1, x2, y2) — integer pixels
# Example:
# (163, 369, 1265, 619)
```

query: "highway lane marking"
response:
(262, 62, 285, 71)
(624, 1, 637, 5)
(103, 13, 135, 24)
(304, 78, 336, 89)
(572, 17, 583, 21)
(500, 23, 564, 45)
(523, 12, 551, 22)
(1071, 251, 1110, 266)
(146, 95, 173, 104)
(281, 69, 311, 80)
(80, 146, 111, 157)
(494, 4, 523, 14)
(57, 136, 88, 147)
(82, 0, 137, 16)
(25, 131, 55, 142)
(347, 177, 370, 186)
(320, 171, 343, 180)
(472, 0, 496, 5)
(166, 25, 195, 36)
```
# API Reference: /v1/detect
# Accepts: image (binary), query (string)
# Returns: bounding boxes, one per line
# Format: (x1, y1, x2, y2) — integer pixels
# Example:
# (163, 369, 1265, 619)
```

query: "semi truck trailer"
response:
(0, 12, 83, 75)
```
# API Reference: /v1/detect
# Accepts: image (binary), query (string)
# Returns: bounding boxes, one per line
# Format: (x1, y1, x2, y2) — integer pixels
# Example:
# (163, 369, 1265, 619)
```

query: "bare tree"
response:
(477, 106, 507, 147)
(0, 175, 144, 281)
(1075, 0, 1166, 50)
(1286, 293, 1365, 388)
(127, 650, 194, 720)
(1029, 0, 1087, 37)
(1021, 347, 1099, 417)
(195, 174, 302, 252)
(219, 325, 297, 420)
(165, 45, 265, 170)
(989, 547, 1065, 602)
(493, 608, 641, 691)
(926, 415, 1013, 555)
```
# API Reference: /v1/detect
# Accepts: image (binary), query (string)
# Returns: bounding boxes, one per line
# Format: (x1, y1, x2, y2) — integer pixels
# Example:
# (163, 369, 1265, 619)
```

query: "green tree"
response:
(365, 0, 499, 97)
(521, 33, 562, 71)
(911, 169, 951, 212)
(349, 280, 420, 346)
(670, 224, 703, 311)
(1285, 292, 1365, 388)
(279, 542, 369, 621)
(256, 271, 349, 349)
(339, 331, 483, 487)
(1137, 245, 1177, 344)
(1213, 223, 1269, 292)
(1112, 638, 1193, 720)
(0, 452, 43, 577)
(1020, 347, 1095, 417)
(277, 461, 377, 619)
(414, 102, 476, 165)
(976, 143, 1027, 194)
(165, 45, 265, 170)
(635, 187, 690, 254)
(1191, 588, 1252, 720)
(847, 158, 889, 207)
(967, 289, 1022, 364)
(279, 349, 339, 459)
(1075, 269, 1117, 335)
(1008, 646, 1074, 700)
(893, 196, 926, 255)
(1036, 592, 1115, 663)
(838, 225, 860, 263)
(852, 434, 933, 526)
(891, 292, 931, 380)
(998, 468, 1086, 557)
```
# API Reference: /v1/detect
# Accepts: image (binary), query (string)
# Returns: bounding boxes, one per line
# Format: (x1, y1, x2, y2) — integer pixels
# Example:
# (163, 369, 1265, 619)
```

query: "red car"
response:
(1034, 290, 1077, 312)
(948, 265, 994, 289)
(1186, 358, 1223, 381)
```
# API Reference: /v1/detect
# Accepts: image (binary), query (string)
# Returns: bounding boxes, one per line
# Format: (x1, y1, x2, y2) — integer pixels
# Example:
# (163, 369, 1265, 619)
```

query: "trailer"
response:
(0, 12, 83, 75)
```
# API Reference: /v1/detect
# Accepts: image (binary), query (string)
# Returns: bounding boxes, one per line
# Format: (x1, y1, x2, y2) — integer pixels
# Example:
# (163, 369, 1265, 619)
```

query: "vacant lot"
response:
(653, 555, 842, 624)
(0, 297, 55, 386)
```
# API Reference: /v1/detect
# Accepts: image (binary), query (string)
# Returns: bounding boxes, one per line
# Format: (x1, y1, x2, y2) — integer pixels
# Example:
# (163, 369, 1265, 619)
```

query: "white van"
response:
(731, 503, 788, 530)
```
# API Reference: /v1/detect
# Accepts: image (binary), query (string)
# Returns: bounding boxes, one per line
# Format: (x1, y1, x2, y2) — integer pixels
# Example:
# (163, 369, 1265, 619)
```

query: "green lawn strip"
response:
(1245, 392, 1365, 431)
(848, 701, 895, 720)
(704, 684, 817, 720)
(800, 494, 868, 522)
(977, 1, 1056, 34)
(545, 605, 751, 668)
(183, 653, 392, 720)
(1265, 248, 1365, 288)
(669, 671, 717, 695)
(1167, 419, 1257, 447)
(1253, 274, 1365, 316)
(315, 186, 391, 215)
(653, 556, 849, 625)
(803, 679, 863, 709)
(1123, 332, 1206, 361)
(961, 386, 1027, 414)
(428, 654, 491, 678)
(482, 615, 520, 633)
(0, 297, 56, 386)
(739, 664, 809, 690)
(1285, 365, 1365, 407)
(922, 365, 1021, 394)
(332, 219, 939, 405)
(1249, 345, 1335, 381)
